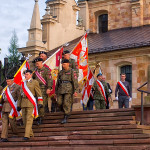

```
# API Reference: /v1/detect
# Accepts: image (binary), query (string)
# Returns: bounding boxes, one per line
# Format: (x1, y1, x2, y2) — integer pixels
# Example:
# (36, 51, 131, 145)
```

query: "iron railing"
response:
(137, 82, 150, 125)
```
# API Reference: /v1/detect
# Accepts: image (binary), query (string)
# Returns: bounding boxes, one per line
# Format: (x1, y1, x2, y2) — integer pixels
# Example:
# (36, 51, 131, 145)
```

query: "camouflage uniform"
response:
(93, 80, 110, 109)
(17, 79, 43, 138)
(1, 83, 21, 139)
(69, 58, 79, 77)
(33, 66, 53, 116)
(55, 68, 78, 115)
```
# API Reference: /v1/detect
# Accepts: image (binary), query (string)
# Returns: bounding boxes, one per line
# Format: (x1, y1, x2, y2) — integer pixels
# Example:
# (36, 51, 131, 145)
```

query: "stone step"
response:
(33, 120, 136, 128)
(46, 108, 135, 116)
(0, 138, 150, 148)
(1, 146, 150, 150)
(38, 116, 135, 125)
(7, 133, 150, 142)
(43, 111, 135, 120)
(11, 124, 139, 134)
(8, 128, 144, 138)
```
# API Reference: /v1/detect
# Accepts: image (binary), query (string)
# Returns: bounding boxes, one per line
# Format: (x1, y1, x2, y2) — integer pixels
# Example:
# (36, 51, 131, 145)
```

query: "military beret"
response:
(63, 50, 70, 55)
(32, 58, 43, 63)
(6, 75, 14, 80)
(62, 59, 69, 64)
(24, 69, 33, 74)
(97, 73, 102, 77)
(39, 51, 47, 56)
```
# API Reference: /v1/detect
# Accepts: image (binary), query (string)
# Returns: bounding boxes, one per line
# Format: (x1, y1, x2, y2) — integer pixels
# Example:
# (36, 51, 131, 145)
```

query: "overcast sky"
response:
(0, 0, 46, 63)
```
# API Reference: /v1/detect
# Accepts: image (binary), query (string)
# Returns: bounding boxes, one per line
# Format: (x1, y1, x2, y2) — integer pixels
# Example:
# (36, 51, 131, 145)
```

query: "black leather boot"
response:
(37, 117, 42, 125)
(61, 115, 69, 124)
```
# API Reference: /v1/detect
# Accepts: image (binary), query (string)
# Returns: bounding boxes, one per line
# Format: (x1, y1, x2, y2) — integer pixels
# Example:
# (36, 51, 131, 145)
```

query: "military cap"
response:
(97, 73, 102, 77)
(32, 58, 43, 63)
(62, 59, 69, 64)
(6, 75, 14, 80)
(24, 69, 33, 74)
(39, 51, 47, 56)
(63, 50, 70, 55)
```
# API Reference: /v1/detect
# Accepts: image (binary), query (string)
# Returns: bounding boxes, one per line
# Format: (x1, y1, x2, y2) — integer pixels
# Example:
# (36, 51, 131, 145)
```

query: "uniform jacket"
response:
(93, 80, 110, 100)
(0, 83, 21, 112)
(55, 68, 78, 95)
(33, 66, 53, 90)
(17, 79, 43, 108)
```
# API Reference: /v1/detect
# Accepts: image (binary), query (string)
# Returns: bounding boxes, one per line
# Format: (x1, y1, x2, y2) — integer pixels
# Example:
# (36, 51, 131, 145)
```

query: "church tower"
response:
(19, 0, 47, 62)
(41, 0, 84, 50)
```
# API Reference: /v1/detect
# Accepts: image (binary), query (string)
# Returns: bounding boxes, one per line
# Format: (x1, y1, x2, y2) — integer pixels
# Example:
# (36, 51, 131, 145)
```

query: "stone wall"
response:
(79, 0, 150, 32)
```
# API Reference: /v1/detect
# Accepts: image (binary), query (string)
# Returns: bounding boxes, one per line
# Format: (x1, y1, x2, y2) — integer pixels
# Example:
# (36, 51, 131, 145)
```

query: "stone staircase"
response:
(1, 108, 150, 150)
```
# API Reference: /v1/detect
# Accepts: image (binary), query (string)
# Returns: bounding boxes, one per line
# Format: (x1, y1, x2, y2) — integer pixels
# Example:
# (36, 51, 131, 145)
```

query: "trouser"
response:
(57, 93, 72, 115)
(82, 100, 93, 111)
(22, 107, 34, 138)
(1, 112, 17, 139)
(95, 99, 106, 110)
(106, 98, 109, 109)
(118, 96, 129, 108)
(39, 93, 48, 117)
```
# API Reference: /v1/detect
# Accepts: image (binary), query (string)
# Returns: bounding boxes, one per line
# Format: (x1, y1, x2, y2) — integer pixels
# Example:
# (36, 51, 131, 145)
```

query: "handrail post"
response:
(141, 92, 144, 125)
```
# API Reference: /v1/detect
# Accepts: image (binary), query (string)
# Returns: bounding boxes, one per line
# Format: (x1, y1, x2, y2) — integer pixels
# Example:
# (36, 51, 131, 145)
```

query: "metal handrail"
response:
(137, 81, 150, 125)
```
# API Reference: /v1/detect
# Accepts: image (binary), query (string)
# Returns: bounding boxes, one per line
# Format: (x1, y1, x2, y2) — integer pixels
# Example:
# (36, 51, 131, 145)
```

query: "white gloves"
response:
(80, 100, 83, 105)
(109, 89, 111, 93)
(115, 97, 118, 100)
(129, 98, 132, 101)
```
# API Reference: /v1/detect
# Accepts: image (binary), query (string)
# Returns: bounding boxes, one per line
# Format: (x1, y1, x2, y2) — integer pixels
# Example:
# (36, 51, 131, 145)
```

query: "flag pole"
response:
(43, 46, 63, 65)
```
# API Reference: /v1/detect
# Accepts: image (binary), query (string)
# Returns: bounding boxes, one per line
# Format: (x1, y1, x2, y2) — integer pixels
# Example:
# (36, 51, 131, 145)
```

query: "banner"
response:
(14, 60, 30, 85)
(70, 33, 88, 83)
(81, 67, 94, 105)
(43, 47, 63, 96)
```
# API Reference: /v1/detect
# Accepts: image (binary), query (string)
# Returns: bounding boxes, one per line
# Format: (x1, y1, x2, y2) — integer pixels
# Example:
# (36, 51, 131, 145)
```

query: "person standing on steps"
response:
(55, 59, 78, 124)
(0, 75, 21, 142)
(115, 73, 132, 108)
(32, 58, 53, 125)
(62, 50, 79, 111)
(17, 70, 43, 140)
(93, 73, 110, 110)
(39, 51, 57, 113)
(102, 76, 112, 109)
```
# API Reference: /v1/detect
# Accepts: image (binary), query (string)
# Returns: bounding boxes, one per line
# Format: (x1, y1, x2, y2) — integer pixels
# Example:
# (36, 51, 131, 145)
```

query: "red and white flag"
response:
(118, 81, 129, 96)
(81, 67, 94, 105)
(14, 60, 30, 85)
(70, 33, 88, 83)
(43, 47, 63, 97)
(96, 80, 107, 104)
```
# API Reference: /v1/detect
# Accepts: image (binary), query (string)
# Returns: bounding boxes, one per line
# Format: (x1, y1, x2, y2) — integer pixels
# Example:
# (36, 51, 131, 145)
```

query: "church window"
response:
(98, 14, 108, 33)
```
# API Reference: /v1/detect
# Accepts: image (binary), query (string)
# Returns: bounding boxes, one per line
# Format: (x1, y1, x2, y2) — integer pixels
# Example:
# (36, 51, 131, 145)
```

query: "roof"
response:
(47, 25, 150, 56)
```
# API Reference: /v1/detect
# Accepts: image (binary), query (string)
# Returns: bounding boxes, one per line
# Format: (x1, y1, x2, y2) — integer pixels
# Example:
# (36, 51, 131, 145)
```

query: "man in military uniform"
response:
(39, 51, 57, 113)
(55, 59, 78, 124)
(33, 58, 53, 124)
(39, 51, 47, 62)
(0, 75, 21, 142)
(93, 73, 110, 109)
(63, 50, 79, 76)
(17, 70, 43, 140)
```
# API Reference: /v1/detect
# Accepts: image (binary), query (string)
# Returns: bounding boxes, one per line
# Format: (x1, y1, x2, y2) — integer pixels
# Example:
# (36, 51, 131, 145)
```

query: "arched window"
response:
(120, 65, 132, 89)
(98, 14, 108, 33)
